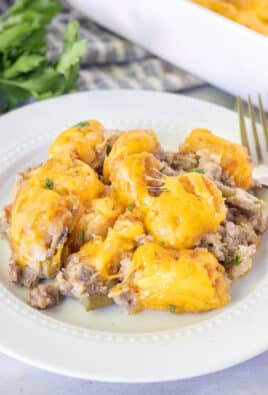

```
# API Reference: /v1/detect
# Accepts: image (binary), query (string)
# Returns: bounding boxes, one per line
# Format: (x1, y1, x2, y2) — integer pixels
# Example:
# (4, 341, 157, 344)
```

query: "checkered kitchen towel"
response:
(0, 0, 204, 92)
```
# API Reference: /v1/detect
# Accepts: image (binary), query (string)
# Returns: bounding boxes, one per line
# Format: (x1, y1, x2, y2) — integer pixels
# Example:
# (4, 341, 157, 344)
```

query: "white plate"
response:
(0, 90, 268, 383)
(67, 0, 268, 109)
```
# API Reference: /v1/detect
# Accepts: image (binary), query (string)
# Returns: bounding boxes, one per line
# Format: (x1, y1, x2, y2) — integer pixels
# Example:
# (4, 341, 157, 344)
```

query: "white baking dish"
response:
(68, 0, 268, 109)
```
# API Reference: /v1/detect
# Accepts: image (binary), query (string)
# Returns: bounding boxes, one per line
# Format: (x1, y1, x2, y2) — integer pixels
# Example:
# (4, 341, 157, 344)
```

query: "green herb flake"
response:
(80, 230, 85, 244)
(106, 145, 112, 155)
(44, 178, 53, 190)
(234, 255, 241, 266)
(224, 249, 231, 265)
(127, 204, 133, 211)
(160, 240, 165, 246)
(74, 121, 89, 129)
(169, 305, 177, 313)
(185, 168, 205, 174)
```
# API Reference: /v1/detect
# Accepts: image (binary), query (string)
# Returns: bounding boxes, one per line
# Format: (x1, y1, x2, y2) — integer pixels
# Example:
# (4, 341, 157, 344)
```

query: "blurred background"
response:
(3, 0, 268, 114)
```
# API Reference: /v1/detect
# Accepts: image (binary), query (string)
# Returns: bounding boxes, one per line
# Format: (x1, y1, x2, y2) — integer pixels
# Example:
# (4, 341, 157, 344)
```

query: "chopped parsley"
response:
(80, 230, 85, 244)
(160, 240, 165, 246)
(234, 255, 241, 266)
(185, 168, 205, 174)
(44, 178, 54, 190)
(74, 121, 89, 129)
(106, 145, 112, 155)
(127, 204, 133, 211)
(169, 305, 177, 313)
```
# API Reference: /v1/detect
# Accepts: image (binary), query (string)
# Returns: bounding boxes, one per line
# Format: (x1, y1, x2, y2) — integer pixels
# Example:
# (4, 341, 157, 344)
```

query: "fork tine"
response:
(247, 95, 263, 164)
(237, 96, 250, 153)
(258, 94, 268, 151)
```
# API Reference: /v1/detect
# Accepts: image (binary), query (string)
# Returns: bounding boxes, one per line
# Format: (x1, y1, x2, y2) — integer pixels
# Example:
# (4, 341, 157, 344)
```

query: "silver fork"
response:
(237, 95, 268, 187)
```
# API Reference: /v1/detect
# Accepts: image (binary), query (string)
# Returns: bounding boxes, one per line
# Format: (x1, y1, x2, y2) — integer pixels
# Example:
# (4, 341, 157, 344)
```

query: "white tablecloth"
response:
(1, 86, 266, 395)
(1, 351, 268, 395)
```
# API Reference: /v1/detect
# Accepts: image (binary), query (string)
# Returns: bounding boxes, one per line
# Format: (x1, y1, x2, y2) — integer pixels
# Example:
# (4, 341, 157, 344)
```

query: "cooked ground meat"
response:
(146, 169, 165, 196)
(224, 220, 258, 247)
(200, 232, 225, 262)
(163, 151, 198, 170)
(57, 254, 111, 300)
(216, 182, 265, 213)
(109, 286, 137, 310)
(228, 188, 265, 215)
(160, 150, 236, 187)
(199, 184, 267, 281)
(221, 172, 236, 187)
(228, 245, 257, 280)
(28, 283, 62, 309)
(9, 259, 41, 288)
(197, 149, 222, 181)
(91, 143, 107, 172)
(160, 161, 181, 177)
(92, 129, 121, 172)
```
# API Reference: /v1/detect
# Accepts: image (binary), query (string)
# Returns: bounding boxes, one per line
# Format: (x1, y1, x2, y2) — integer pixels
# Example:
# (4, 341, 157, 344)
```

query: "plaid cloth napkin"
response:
(0, 0, 204, 92)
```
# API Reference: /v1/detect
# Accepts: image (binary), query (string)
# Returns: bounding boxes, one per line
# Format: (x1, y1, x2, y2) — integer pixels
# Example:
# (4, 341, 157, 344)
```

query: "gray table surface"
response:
(1, 85, 267, 395)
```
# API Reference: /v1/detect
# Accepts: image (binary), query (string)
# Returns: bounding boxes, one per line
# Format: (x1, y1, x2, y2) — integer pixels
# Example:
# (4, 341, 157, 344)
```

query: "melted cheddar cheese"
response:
(112, 243, 230, 313)
(10, 186, 73, 269)
(24, 158, 104, 206)
(103, 129, 160, 181)
(179, 129, 253, 189)
(10, 156, 104, 274)
(110, 148, 226, 249)
(110, 152, 162, 206)
(9, 122, 251, 315)
(142, 173, 226, 249)
(70, 194, 124, 250)
(49, 119, 104, 167)
(74, 212, 145, 278)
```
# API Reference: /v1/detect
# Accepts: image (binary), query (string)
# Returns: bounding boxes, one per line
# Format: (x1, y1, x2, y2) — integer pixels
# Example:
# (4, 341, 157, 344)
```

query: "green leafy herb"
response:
(160, 240, 165, 246)
(3, 54, 44, 79)
(185, 168, 205, 174)
(0, 1, 86, 113)
(106, 145, 112, 155)
(169, 305, 176, 313)
(80, 230, 85, 244)
(234, 255, 241, 266)
(127, 204, 133, 211)
(74, 121, 89, 129)
(0, 79, 30, 110)
(44, 178, 53, 189)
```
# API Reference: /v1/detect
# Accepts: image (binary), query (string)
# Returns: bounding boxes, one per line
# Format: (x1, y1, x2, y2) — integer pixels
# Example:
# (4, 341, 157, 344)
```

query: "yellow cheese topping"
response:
(142, 173, 227, 249)
(112, 243, 230, 313)
(180, 129, 253, 189)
